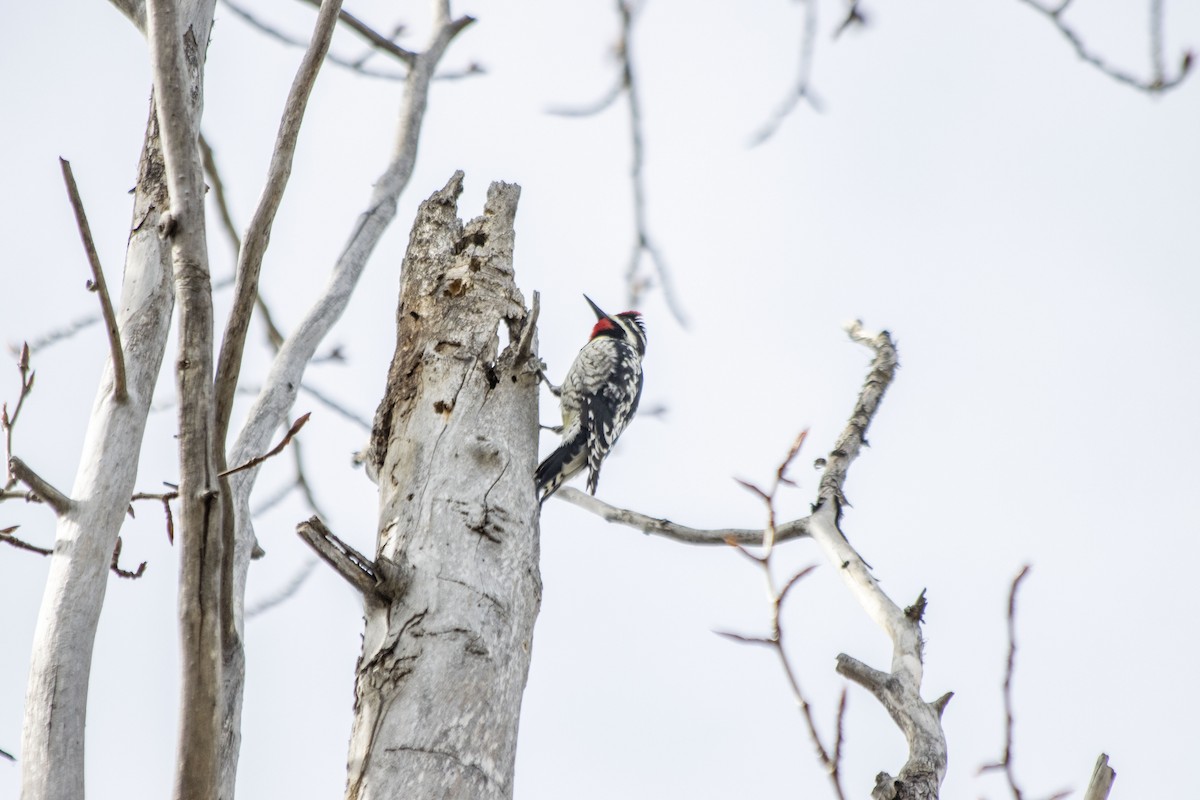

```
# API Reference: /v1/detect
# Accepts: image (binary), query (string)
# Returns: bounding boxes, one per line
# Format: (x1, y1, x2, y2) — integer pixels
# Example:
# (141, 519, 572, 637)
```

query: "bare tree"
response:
(5, 1, 1192, 798)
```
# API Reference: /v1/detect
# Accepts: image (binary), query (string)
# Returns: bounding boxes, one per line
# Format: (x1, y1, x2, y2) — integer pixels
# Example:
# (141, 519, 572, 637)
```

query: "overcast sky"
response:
(2, 0, 1199, 798)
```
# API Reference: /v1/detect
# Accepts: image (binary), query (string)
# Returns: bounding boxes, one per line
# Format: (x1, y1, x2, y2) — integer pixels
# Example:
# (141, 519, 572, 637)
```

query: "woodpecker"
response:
(536, 295, 647, 504)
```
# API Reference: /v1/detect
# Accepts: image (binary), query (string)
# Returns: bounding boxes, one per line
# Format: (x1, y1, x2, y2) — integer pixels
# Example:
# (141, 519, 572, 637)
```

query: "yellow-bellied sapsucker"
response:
(536, 295, 647, 504)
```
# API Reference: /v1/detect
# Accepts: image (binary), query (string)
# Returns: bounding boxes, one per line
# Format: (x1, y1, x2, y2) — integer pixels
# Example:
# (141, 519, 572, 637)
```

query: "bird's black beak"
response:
(583, 294, 611, 321)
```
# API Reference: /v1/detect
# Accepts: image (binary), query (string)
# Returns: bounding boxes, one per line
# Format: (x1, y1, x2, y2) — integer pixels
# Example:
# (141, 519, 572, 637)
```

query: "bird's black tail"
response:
(535, 427, 588, 505)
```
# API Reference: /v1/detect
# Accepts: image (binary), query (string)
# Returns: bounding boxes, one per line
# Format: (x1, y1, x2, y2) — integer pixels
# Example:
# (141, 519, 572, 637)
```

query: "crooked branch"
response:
(749, 0, 822, 146)
(548, 0, 688, 326)
(2, 343, 35, 492)
(1015, 0, 1193, 93)
(220, 412, 310, 479)
(214, 0, 345, 454)
(221, 0, 408, 80)
(132, 490, 178, 543)
(719, 435, 847, 798)
(979, 565, 1071, 800)
(60, 158, 127, 403)
(111, 536, 148, 579)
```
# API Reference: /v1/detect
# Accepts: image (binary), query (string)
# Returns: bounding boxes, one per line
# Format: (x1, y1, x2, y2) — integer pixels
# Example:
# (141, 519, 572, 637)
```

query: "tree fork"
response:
(344, 172, 541, 800)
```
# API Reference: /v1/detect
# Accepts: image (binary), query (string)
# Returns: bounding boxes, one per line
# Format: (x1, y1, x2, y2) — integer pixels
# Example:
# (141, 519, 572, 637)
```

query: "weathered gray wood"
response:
(145, 1, 223, 798)
(1083, 753, 1116, 800)
(345, 172, 540, 800)
(809, 323, 949, 800)
(18, 9, 211, 797)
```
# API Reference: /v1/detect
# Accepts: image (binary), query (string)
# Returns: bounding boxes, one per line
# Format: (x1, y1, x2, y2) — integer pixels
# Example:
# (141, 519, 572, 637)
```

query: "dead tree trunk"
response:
(321, 172, 540, 799)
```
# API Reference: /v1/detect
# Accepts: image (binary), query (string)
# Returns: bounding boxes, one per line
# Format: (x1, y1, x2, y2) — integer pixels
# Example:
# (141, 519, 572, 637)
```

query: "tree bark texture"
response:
(347, 172, 540, 800)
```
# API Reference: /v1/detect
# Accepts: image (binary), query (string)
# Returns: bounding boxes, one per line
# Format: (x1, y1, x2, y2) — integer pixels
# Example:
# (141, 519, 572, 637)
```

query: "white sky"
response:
(2, 0, 1199, 798)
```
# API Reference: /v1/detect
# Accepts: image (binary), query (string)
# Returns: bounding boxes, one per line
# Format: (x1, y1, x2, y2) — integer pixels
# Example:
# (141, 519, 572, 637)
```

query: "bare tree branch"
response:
(8, 457, 72, 515)
(109, 0, 146, 31)
(1015, 0, 1193, 93)
(790, 322, 950, 798)
(546, 78, 624, 117)
(2, 343, 35, 492)
(221, 0, 409, 81)
(616, 0, 687, 325)
(980, 565, 1072, 800)
(59, 158, 127, 403)
(146, 0, 225, 795)
(299, 382, 372, 430)
(1083, 754, 1116, 800)
(293, 0, 416, 65)
(110, 536, 148, 579)
(554, 485, 812, 545)
(1, 526, 53, 556)
(214, 0, 345, 454)
(721, 438, 847, 799)
(980, 565, 1031, 797)
(296, 515, 386, 600)
(20, 55, 182, 800)
(750, 0, 822, 146)
(132, 490, 179, 544)
(220, 412, 310, 478)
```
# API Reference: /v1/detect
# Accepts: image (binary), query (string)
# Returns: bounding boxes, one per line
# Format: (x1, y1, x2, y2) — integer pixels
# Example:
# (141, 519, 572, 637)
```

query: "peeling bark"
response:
(347, 173, 540, 800)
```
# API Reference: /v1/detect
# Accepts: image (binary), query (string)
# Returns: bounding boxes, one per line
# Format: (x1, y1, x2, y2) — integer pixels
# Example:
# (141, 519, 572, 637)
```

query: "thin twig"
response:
(220, 413, 311, 478)
(1014, 0, 1193, 93)
(299, 383, 372, 430)
(980, 565, 1069, 800)
(221, 0, 407, 80)
(2, 343, 35, 491)
(980, 565, 1031, 798)
(1, 491, 44, 503)
(132, 490, 178, 544)
(1, 526, 53, 556)
(21, 316, 98, 353)
(617, 0, 687, 326)
(110, 536, 148, 579)
(749, 0, 822, 146)
(290, 439, 328, 517)
(723, 437, 846, 799)
(293, 0, 416, 65)
(249, 478, 297, 517)
(214, 0, 345, 455)
(546, 78, 624, 117)
(59, 158, 127, 403)
(8, 457, 72, 515)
